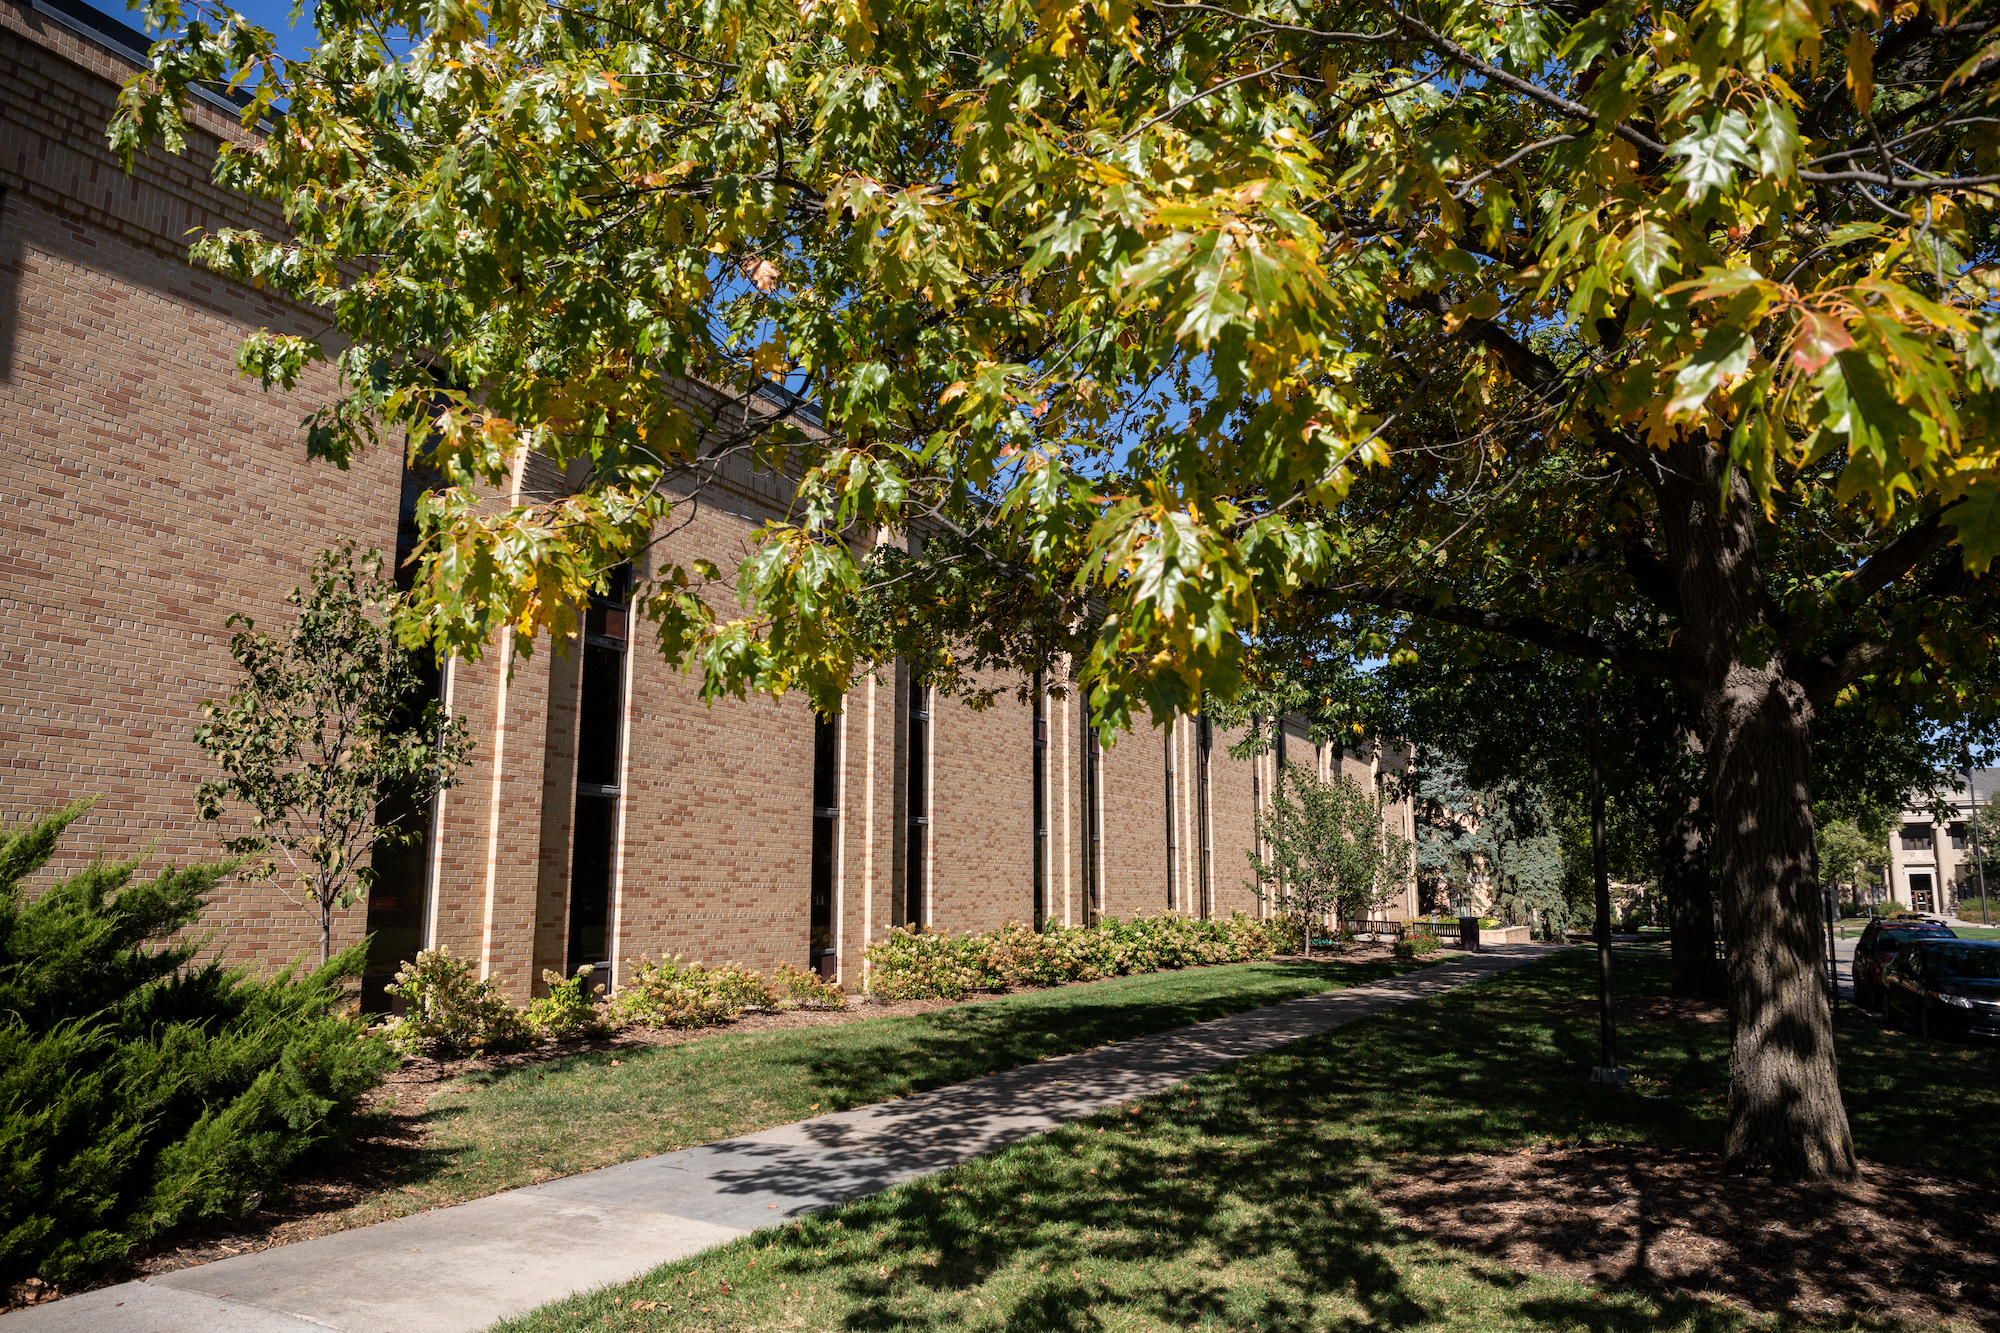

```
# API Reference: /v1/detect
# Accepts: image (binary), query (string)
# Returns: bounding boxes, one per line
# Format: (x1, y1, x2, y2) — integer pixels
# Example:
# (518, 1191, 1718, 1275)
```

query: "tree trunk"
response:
(1588, 706, 1618, 1071)
(1705, 667, 1854, 1179)
(1651, 434, 1857, 1182)
(1659, 798, 1722, 998)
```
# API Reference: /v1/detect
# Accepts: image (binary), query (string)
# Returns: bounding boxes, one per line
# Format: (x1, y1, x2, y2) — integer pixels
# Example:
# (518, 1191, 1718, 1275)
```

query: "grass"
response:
(329, 957, 1423, 1230)
(494, 948, 2000, 1333)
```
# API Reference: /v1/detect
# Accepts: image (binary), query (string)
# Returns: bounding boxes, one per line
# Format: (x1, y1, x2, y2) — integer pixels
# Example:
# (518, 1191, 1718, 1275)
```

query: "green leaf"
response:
(1752, 97, 1797, 178)
(1666, 109, 1755, 203)
(1667, 326, 1754, 417)
(1949, 473, 2000, 573)
(1618, 216, 1680, 298)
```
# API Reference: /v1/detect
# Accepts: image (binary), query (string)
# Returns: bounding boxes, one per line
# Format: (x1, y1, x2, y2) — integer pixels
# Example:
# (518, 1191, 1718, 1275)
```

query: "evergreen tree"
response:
(0, 803, 395, 1286)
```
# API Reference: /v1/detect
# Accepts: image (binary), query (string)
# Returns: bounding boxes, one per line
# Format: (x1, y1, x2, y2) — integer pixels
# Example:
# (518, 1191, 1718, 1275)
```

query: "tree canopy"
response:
(119, 0, 2000, 1180)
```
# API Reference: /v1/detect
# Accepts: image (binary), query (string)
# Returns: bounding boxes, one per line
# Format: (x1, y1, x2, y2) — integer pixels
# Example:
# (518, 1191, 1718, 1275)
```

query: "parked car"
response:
(1854, 918, 1957, 1009)
(1882, 939, 2000, 1039)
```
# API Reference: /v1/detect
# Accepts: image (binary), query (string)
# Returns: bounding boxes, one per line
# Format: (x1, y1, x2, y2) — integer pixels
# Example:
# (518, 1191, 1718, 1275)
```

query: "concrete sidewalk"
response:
(4, 944, 1555, 1333)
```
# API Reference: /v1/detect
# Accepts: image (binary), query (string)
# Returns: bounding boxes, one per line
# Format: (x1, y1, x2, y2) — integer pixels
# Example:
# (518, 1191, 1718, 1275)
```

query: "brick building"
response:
(1, 0, 1416, 1001)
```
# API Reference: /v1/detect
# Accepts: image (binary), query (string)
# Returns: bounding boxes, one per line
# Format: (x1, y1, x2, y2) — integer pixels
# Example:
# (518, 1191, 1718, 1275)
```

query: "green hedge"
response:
(862, 913, 1303, 1001)
(0, 803, 396, 1287)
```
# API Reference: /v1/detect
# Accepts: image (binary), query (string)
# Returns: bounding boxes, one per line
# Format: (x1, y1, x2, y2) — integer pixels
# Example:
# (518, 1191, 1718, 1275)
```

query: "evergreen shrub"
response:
(863, 912, 1292, 1001)
(0, 802, 396, 1287)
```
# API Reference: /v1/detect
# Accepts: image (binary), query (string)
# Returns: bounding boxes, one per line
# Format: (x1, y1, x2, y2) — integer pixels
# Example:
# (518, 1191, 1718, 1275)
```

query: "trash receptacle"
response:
(1458, 916, 1481, 952)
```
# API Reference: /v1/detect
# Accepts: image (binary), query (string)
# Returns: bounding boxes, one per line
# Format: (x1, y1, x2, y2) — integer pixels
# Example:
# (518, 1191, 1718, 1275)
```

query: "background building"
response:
(1, 0, 1416, 1003)
(1886, 768, 1998, 916)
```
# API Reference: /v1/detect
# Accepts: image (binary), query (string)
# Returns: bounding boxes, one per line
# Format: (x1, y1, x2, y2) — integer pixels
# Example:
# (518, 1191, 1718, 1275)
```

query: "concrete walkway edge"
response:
(3, 945, 1556, 1333)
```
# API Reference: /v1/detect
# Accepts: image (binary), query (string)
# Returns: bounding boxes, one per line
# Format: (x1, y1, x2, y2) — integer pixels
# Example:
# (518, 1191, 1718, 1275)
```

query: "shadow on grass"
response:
(497, 950, 1974, 1332)
(333, 959, 1422, 1213)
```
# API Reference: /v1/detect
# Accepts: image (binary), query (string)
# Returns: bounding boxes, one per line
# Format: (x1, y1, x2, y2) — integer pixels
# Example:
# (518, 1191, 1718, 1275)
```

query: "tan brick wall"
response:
(928, 674, 1036, 933)
(0, 5, 392, 968)
(1100, 719, 1169, 921)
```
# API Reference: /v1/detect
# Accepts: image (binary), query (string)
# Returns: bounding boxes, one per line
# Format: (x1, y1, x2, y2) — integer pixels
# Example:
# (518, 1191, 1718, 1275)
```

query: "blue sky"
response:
(229, 0, 316, 59)
(113, 0, 319, 61)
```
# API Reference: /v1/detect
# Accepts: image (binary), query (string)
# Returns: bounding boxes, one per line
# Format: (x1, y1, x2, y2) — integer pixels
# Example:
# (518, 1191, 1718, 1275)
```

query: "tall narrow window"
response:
(1164, 725, 1177, 910)
(1197, 715, 1213, 920)
(1032, 673, 1048, 929)
(810, 715, 839, 975)
(568, 568, 629, 977)
(1250, 715, 1264, 918)
(905, 676, 929, 929)
(1082, 705, 1102, 922)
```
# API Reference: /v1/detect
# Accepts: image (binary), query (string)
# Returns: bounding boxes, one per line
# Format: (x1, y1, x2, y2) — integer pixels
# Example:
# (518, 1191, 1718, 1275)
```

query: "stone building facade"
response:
(1885, 768, 1998, 917)
(1, 0, 1416, 1001)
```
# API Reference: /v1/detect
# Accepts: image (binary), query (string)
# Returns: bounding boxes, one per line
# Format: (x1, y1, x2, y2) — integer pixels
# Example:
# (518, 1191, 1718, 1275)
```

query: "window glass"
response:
(904, 678, 928, 928)
(810, 715, 838, 970)
(567, 567, 630, 977)
(575, 641, 625, 787)
(567, 792, 617, 971)
(1931, 945, 2000, 980)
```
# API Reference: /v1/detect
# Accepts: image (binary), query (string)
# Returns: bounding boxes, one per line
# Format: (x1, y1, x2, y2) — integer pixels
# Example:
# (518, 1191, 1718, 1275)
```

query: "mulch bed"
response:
(10, 950, 1393, 1310)
(1383, 1143, 2000, 1327)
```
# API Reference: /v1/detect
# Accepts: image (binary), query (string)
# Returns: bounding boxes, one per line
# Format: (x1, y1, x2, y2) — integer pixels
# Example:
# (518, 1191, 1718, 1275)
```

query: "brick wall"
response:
(0, 0, 391, 967)
(928, 672, 1036, 933)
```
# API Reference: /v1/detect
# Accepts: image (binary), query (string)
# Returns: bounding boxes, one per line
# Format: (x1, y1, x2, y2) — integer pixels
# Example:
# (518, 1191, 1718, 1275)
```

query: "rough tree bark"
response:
(1650, 435, 1856, 1181)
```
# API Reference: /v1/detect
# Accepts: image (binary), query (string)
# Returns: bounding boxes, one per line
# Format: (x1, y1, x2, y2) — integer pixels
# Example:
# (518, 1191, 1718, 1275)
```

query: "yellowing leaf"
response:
(1442, 291, 1501, 334)
(1846, 28, 1875, 116)
(1667, 327, 1754, 418)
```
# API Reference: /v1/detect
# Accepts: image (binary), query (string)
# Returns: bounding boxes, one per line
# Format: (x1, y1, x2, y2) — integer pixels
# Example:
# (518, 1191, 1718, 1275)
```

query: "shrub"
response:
(381, 947, 531, 1056)
(866, 927, 987, 1000)
(1393, 929, 1441, 959)
(770, 962, 846, 1010)
(861, 912, 1292, 1000)
(0, 802, 397, 1287)
(526, 966, 615, 1041)
(614, 956, 772, 1028)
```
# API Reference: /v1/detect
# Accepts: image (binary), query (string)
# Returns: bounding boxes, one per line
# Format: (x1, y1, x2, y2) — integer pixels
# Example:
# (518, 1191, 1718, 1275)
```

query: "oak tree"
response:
(120, 0, 2000, 1177)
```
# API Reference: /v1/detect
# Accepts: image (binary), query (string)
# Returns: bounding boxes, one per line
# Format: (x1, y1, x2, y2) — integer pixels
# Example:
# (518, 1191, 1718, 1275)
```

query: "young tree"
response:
(1815, 819, 1885, 904)
(120, 0, 2000, 1180)
(195, 547, 473, 964)
(1248, 767, 1412, 957)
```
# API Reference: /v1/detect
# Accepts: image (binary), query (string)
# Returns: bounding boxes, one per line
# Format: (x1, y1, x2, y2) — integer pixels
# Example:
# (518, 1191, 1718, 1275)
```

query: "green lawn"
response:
(331, 958, 1422, 1231)
(493, 949, 2000, 1333)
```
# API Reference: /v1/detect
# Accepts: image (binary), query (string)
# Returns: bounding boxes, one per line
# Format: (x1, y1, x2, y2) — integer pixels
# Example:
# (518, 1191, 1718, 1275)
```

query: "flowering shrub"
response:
(863, 912, 1294, 1000)
(614, 956, 773, 1029)
(527, 965, 615, 1040)
(1394, 929, 1441, 960)
(383, 946, 532, 1056)
(866, 928, 989, 1000)
(770, 962, 847, 1010)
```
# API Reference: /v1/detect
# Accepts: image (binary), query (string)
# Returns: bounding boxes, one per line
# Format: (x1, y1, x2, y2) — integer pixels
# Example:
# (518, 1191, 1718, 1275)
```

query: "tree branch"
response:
(1335, 585, 1676, 677)
(1782, 507, 1962, 658)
